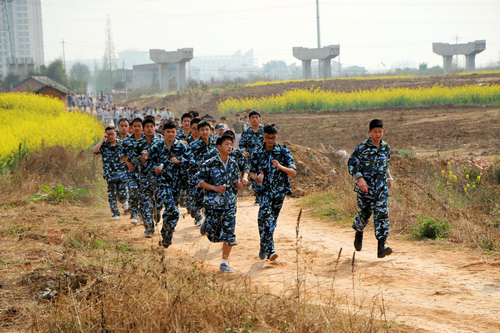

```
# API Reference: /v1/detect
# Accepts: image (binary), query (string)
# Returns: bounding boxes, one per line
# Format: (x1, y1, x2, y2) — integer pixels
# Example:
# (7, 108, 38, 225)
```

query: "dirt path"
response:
(114, 197, 500, 333)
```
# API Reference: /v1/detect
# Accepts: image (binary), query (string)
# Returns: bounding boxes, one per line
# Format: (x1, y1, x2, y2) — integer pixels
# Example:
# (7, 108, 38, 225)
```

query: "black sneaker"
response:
(200, 220, 207, 235)
(354, 231, 363, 251)
(377, 239, 393, 258)
(194, 212, 203, 227)
(145, 229, 154, 238)
(259, 250, 266, 260)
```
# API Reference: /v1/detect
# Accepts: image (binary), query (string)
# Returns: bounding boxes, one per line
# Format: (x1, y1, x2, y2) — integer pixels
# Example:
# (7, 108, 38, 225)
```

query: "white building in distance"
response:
(0, 0, 44, 75)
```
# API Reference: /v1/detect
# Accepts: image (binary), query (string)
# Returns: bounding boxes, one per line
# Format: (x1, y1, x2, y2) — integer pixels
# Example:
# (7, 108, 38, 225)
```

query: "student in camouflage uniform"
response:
(249, 124, 296, 262)
(116, 119, 131, 214)
(197, 135, 246, 273)
(347, 119, 393, 258)
(149, 121, 195, 248)
(117, 118, 130, 142)
(239, 110, 265, 205)
(205, 130, 250, 182)
(239, 110, 264, 158)
(175, 112, 193, 142)
(121, 118, 162, 237)
(139, 117, 163, 237)
(93, 126, 129, 220)
(188, 120, 216, 226)
(120, 118, 144, 224)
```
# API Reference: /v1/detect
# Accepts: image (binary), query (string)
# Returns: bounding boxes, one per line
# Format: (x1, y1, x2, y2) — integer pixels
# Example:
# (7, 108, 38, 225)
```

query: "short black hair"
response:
(189, 110, 199, 118)
(264, 123, 278, 135)
(216, 134, 234, 147)
(197, 120, 211, 131)
(131, 118, 143, 126)
(118, 118, 129, 125)
(142, 117, 155, 127)
(163, 120, 177, 131)
(181, 112, 192, 121)
(220, 116, 226, 120)
(105, 126, 116, 132)
(249, 110, 261, 118)
(369, 119, 384, 131)
(190, 118, 201, 127)
(223, 130, 235, 138)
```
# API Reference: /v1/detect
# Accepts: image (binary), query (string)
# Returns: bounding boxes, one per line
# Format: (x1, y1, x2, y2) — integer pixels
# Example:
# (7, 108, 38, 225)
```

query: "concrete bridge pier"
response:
(302, 60, 312, 79)
(293, 45, 340, 79)
(150, 48, 194, 92)
(433, 40, 485, 74)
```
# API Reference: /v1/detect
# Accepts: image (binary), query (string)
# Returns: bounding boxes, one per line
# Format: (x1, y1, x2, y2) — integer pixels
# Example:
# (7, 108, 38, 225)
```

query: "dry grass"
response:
(0, 204, 389, 332)
(0, 145, 105, 207)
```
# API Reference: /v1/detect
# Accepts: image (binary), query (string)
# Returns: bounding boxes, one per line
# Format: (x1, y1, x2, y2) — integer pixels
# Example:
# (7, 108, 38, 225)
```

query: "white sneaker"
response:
(123, 201, 129, 210)
(112, 215, 120, 221)
(131, 217, 139, 224)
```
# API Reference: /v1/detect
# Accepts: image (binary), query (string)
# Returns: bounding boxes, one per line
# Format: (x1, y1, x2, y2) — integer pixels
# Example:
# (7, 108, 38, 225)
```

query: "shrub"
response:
(410, 216, 451, 239)
(399, 149, 416, 158)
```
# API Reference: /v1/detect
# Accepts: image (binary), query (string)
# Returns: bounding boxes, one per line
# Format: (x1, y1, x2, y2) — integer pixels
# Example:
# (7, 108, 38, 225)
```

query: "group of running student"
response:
(94, 109, 297, 273)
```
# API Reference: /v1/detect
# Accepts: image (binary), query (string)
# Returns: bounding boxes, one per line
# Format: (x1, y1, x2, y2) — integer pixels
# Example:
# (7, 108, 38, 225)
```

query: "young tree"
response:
(46, 59, 70, 87)
(69, 62, 91, 92)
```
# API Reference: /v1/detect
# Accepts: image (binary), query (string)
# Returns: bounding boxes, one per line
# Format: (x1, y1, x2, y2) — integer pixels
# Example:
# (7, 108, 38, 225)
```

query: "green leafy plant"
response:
(410, 216, 451, 239)
(399, 149, 416, 158)
(30, 185, 87, 204)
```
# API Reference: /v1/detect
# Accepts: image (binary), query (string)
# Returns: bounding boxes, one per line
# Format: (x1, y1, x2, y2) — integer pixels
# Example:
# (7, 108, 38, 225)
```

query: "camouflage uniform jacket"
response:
(347, 138, 391, 191)
(117, 133, 130, 143)
(250, 143, 296, 199)
(95, 140, 128, 182)
(206, 147, 250, 174)
(148, 139, 195, 194)
(197, 155, 241, 209)
(175, 130, 192, 142)
(121, 134, 162, 175)
(190, 137, 217, 165)
(239, 125, 264, 155)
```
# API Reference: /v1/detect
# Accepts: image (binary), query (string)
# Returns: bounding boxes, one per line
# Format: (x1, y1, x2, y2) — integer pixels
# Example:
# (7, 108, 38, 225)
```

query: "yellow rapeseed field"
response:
(218, 83, 500, 114)
(1, 93, 103, 168)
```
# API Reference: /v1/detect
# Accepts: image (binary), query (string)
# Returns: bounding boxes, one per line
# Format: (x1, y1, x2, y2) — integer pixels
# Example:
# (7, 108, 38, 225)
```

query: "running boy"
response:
(197, 135, 245, 273)
(249, 123, 296, 261)
(149, 121, 195, 248)
(93, 126, 129, 220)
(347, 119, 393, 258)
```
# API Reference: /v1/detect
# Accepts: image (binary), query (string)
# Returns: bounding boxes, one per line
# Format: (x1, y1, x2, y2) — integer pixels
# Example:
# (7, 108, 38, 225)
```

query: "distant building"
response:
(118, 49, 151, 69)
(0, 0, 44, 75)
(343, 65, 366, 77)
(13, 76, 72, 108)
(190, 49, 257, 81)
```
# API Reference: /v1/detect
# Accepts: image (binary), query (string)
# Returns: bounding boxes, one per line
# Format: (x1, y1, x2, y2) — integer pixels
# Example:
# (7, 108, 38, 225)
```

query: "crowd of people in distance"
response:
(94, 107, 394, 272)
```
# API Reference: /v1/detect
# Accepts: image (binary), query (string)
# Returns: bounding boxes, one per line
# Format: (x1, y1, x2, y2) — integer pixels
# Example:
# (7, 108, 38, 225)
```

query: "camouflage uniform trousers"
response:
(352, 187, 390, 240)
(257, 196, 285, 257)
(139, 174, 156, 232)
(107, 180, 128, 216)
(127, 174, 141, 219)
(204, 205, 238, 246)
(186, 186, 204, 222)
(156, 189, 180, 241)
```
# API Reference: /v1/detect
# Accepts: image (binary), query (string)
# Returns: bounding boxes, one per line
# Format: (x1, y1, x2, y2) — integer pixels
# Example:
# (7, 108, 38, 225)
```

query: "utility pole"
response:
(61, 39, 66, 71)
(316, 0, 321, 78)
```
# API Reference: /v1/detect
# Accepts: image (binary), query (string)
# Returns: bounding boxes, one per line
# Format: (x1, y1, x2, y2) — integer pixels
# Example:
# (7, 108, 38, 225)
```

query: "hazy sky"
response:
(42, 0, 500, 71)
